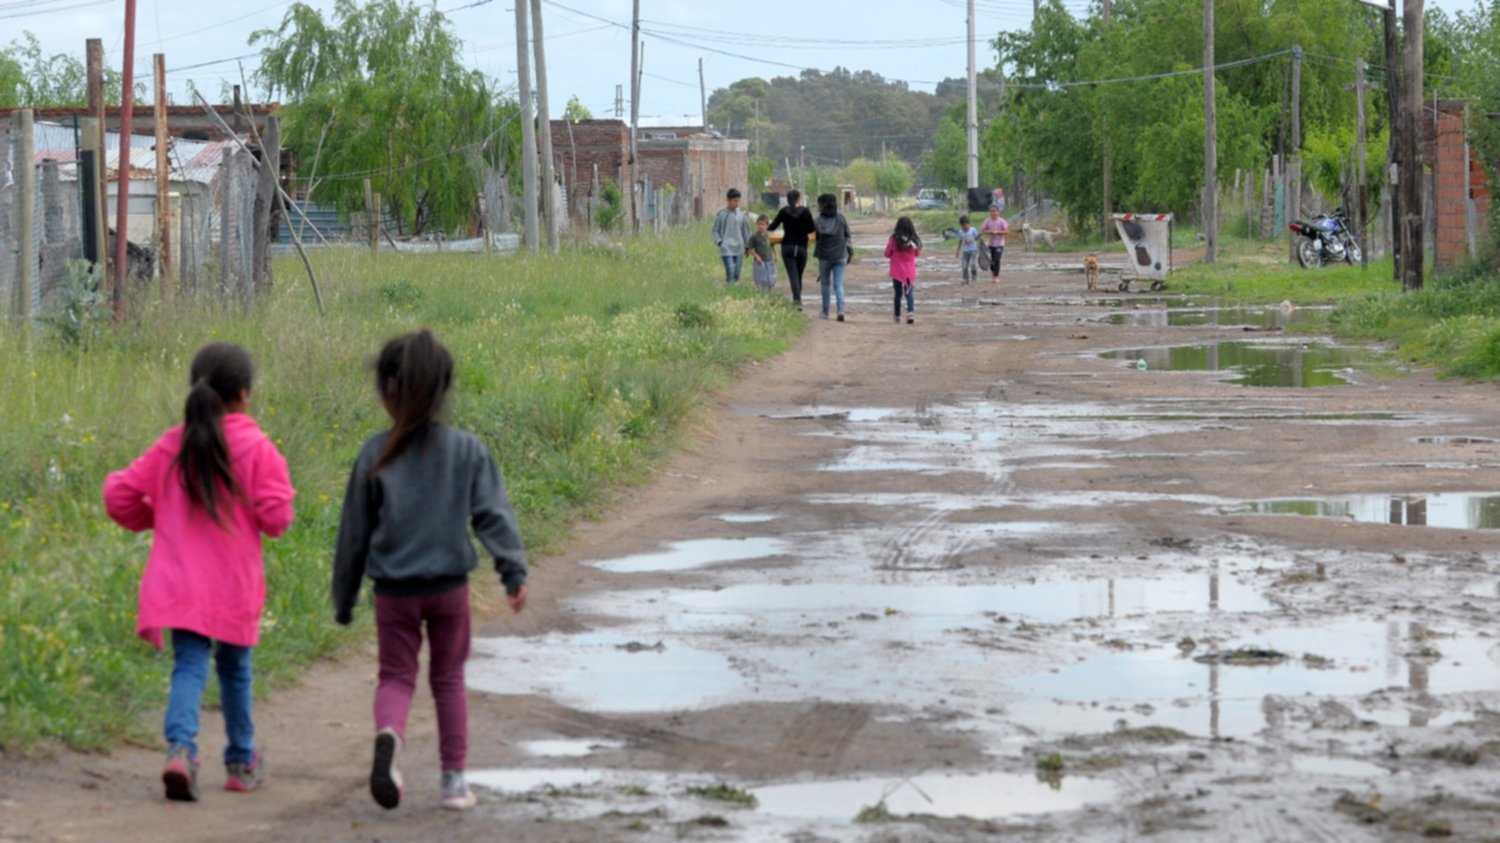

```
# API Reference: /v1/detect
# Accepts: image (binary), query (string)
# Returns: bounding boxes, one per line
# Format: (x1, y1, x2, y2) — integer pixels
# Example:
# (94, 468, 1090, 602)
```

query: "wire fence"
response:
(1, 117, 262, 322)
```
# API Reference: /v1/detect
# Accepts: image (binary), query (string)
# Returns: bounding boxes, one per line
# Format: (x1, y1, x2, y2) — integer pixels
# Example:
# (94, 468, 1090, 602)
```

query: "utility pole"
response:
(112, 0, 138, 321)
(1287, 45, 1302, 265)
(698, 58, 708, 132)
(1400, 0, 1424, 291)
(629, 0, 641, 232)
(1202, 0, 1217, 263)
(1384, 0, 1401, 282)
(530, 0, 558, 253)
(753, 99, 760, 157)
(1101, 0, 1112, 240)
(154, 53, 172, 290)
(513, 0, 538, 251)
(16, 109, 34, 322)
(965, 0, 979, 190)
(1354, 57, 1370, 267)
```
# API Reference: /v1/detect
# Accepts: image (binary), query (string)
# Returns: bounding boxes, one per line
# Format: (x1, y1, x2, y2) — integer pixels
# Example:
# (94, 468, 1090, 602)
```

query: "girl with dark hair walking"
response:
(884, 216, 923, 324)
(104, 342, 296, 802)
(768, 189, 816, 308)
(332, 328, 528, 812)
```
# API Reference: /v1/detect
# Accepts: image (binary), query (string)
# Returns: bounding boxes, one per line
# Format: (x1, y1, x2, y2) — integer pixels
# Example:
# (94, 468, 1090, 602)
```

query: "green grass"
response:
(1170, 240, 1500, 380)
(0, 226, 803, 752)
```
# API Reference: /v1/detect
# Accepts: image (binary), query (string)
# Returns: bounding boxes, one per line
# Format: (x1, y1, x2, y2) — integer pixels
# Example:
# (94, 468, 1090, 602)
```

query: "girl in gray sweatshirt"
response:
(332, 328, 527, 813)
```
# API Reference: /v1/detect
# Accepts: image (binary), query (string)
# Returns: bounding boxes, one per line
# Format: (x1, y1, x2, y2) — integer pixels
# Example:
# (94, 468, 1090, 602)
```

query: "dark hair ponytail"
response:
(177, 342, 254, 524)
(371, 328, 454, 474)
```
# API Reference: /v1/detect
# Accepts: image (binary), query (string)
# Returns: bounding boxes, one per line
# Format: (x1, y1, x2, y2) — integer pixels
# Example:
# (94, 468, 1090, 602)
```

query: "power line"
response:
(0, 0, 109, 19)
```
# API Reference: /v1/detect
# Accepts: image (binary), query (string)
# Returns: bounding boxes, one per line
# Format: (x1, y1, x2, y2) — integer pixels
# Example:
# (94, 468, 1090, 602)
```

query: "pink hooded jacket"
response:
(884, 237, 921, 282)
(104, 413, 295, 649)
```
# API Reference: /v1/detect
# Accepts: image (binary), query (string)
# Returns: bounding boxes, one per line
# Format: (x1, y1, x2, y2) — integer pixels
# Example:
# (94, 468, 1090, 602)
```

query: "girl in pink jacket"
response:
(104, 342, 295, 802)
(884, 216, 923, 324)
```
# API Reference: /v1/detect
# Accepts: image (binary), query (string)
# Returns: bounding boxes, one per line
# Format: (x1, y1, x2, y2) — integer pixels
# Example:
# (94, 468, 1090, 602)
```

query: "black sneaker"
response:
(836, 313, 845, 322)
(162, 745, 201, 802)
(370, 728, 404, 810)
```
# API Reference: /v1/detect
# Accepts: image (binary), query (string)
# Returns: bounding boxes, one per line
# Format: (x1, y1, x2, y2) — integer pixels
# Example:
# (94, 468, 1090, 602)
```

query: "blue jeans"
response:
(165, 629, 255, 764)
(817, 259, 846, 317)
(720, 253, 743, 283)
(892, 279, 914, 317)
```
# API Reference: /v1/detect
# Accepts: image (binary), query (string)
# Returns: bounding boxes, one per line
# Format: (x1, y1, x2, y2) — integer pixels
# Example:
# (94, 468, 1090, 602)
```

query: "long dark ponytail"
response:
(371, 328, 454, 475)
(177, 342, 254, 524)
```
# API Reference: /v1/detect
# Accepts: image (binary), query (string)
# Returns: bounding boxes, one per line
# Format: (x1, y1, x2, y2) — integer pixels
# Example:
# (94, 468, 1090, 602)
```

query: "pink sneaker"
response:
(225, 751, 263, 792)
(162, 746, 200, 802)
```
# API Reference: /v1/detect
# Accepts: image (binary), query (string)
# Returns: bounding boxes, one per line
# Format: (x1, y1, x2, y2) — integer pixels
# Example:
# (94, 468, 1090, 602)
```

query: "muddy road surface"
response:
(8, 220, 1500, 841)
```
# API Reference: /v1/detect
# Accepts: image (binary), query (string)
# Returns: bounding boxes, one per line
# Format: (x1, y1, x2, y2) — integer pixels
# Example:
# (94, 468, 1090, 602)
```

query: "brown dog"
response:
(1084, 254, 1101, 291)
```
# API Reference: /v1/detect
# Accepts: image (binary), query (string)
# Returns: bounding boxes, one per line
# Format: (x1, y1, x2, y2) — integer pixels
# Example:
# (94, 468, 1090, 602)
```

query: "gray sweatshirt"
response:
(332, 424, 526, 621)
(712, 207, 752, 257)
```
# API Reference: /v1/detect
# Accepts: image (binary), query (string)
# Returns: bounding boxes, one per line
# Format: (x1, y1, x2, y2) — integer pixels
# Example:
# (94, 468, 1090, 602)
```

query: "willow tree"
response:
(252, 0, 514, 235)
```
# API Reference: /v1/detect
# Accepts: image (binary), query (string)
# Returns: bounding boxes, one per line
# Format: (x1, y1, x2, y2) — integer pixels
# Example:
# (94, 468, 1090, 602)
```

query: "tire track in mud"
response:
(770, 702, 871, 773)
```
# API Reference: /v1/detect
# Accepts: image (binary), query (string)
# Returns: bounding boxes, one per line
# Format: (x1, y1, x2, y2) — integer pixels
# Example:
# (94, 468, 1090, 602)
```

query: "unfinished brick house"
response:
(1427, 99, 1494, 270)
(550, 118, 749, 226)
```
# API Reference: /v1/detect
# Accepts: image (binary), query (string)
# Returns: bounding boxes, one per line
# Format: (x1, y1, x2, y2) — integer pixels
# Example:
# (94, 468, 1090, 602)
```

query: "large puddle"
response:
(750, 770, 1118, 821)
(1103, 305, 1331, 329)
(589, 537, 789, 573)
(1101, 342, 1368, 387)
(1241, 493, 1500, 530)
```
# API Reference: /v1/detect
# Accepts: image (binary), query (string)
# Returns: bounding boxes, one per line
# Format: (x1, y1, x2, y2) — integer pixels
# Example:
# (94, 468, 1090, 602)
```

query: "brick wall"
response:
(549, 120, 748, 222)
(551, 119, 628, 219)
(1433, 105, 1468, 270)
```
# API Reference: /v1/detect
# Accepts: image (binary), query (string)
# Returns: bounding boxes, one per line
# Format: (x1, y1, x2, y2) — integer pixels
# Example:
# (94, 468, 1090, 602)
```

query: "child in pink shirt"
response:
(980, 204, 1010, 284)
(104, 342, 295, 802)
(884, 216, 923, 324)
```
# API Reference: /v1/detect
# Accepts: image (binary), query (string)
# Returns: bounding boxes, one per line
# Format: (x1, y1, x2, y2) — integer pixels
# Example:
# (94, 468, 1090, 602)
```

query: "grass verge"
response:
(0, 226, 803, 752)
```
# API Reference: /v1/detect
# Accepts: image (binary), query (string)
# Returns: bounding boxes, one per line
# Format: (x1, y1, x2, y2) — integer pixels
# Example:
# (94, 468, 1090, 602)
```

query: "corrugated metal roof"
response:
(19, 121, 250, 185)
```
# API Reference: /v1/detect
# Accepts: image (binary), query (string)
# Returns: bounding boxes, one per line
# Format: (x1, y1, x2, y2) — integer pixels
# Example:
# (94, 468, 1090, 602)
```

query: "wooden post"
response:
(153, 53, 172, 293)
(1399, 0, 1424, 291)
(530, 0, 559, 253)
(1287, 45, 1302, 265)
(179, 193, 194, 294)
(364, 179, 377, 255)
(1354, 57, 1369, 266)
(16, 109, 35, 322)
(252, 110, 277, 292)
(514, 0, 539, 251)
(113, 0, 139, 321)
(85, 39, 109, 280)
(1202, 0, 1217, 263)
(220, 149, 233, 296)
(1384, 0, 1402, 281)
(628, 0, 640, 234)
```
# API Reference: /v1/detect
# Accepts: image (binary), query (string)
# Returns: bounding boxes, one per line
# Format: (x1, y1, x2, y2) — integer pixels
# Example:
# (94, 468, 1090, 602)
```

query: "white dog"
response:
(1021, 223, 1056, 251)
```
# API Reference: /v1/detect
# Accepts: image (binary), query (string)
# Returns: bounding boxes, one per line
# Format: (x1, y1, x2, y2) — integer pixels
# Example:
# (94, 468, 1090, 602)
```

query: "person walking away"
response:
(981, 204, 1010, 285)
(813, 193, 852, 321)
(747, 214, 777, 293)
(769, 189, 816, 308)
(885, 216, 922, 324)
(333, 329, 528, 812)
(711, 188, 752, 283)
(955, 214, 979, 284)
(104, 342, 296, 802)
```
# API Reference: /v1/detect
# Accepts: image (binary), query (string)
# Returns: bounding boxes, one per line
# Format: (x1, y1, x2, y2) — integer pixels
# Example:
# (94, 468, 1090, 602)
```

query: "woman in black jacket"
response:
(768, 189, 816, 309)
(812, 193, 852, 321)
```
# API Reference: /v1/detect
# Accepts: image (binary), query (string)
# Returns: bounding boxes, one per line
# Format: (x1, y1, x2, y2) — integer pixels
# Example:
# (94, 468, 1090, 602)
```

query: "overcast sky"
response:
(7, 0, 1486, 119)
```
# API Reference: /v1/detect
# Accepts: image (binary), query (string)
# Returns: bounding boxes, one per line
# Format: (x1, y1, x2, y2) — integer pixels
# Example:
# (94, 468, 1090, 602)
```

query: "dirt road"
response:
(8, 220, 1500, 841)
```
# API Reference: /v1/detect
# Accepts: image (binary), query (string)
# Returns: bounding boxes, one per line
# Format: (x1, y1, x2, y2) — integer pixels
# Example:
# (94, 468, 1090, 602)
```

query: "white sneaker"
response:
(441, 769, 477, 810)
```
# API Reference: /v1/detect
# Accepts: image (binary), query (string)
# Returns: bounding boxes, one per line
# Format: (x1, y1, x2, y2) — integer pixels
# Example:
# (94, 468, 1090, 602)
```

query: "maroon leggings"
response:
(374, 585, 471, 770)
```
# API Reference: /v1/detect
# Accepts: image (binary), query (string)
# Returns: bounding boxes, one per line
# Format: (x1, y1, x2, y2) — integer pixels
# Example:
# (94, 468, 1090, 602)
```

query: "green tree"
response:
(252, 0, 513, 235)
(839, 157, 878, 195)
(0, 32, 131, 107)
(874, 155, 913, 202)
(564, 95, 592, 121)
(748, 156, 774, 191)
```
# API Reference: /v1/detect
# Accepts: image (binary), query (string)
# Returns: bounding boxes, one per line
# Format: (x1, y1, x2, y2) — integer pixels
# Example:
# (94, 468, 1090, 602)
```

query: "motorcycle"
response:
(1288, 208, 1363, 268)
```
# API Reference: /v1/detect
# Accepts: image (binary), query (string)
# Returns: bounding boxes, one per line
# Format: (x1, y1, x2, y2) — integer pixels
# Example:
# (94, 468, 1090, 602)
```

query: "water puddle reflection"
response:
(517, 739, 626, 758)
(1102, 342, 1367, 387)
(1104, 305, 1330, 329)
(751, 771, 1118, 821)
(1241, 493, 1500, 530)
(590, 537, 789, 573)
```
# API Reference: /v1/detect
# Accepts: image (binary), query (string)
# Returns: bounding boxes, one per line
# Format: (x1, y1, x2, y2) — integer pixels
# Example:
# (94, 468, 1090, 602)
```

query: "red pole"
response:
(112, 0, 137, 321)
